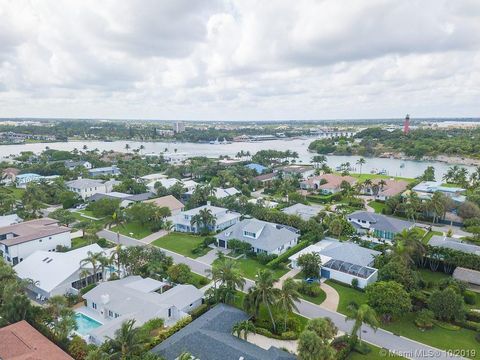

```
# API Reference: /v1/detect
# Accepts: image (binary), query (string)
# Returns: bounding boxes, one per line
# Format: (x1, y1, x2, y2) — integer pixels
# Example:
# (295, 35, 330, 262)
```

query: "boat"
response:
(209, 138, 220, 145)
(377, 169, 387, 175)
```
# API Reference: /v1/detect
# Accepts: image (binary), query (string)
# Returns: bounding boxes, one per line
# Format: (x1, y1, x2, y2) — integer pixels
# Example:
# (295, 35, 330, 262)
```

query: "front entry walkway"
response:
(274, 268, 301, 289)
(319, 281, 340, 312)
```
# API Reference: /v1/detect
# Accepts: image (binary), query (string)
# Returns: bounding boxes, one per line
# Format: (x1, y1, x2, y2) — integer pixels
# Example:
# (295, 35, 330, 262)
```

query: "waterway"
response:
(0, 139, 475, 179)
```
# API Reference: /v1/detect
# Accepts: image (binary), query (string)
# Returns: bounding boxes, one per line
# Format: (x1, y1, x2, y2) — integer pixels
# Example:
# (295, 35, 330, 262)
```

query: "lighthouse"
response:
(403, 114, 410, 135)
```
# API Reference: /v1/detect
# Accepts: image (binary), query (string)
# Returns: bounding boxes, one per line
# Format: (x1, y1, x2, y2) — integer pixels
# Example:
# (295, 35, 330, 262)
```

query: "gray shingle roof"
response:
(319, 238, 380, 267)
(453, 267, 480, 286)
(428, 235, 480, 255)
(216, 219, 299, 252)
(348, 211, 414, 233)
(66, 178, 104, 189)
(151, 304, 296, 360)
(281, 203, 321, 220)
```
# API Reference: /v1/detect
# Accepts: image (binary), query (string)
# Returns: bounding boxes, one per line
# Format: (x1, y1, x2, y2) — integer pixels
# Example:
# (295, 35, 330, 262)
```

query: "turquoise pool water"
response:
(75, 313, 102, 335)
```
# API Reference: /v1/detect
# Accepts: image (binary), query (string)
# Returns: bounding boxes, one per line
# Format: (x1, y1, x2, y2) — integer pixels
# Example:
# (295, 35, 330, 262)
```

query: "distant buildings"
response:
(0, 218, 71, 266)
(172, 122, 185, 133)
(64, 160, 92, 171)
(0, 131, 56, 143)
(88, 165, 121, 177)
(79, 276, 203, 344)
(171, 204, 241, 233)
(301, 174, 357, 194)
(15, 173, 60, 188)
(145, 195, 185, 215)
(66, 178, 120, 199)
(289, 238, 380, 288)
(410, 181, 466, 204)
(347, 211, 414, 241)
(281, 203, 322, 220)
(0, 320, 73, 360)
(216, 218, 299, 255)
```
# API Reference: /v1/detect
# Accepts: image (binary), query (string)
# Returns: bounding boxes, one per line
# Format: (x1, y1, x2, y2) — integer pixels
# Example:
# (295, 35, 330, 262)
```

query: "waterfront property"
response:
(361, 178, 409, 201)
(0, 218, 71, 265)
(79, 276, 203, 344)
(347, 211, 415, 241)
(411, 181, 466, 204)
(300, 173, 357, 194)
(66, 178, 120, 199)
(13, 244, 108, 300)
(0, 320, 73, 360)
(216, 218, 299, 255)
(145, 195, 185, 215)
(88, 165, 121, 177)
(277, 164, 315, 179)
(245, 163, 267, 174)
(281, 203, 321, 220)
(15, 173, 60, 188)
(289, 238, 380, 288)
(152, 303, 295, 360)
(171, 204, 241, 233)
(428, 235, 480, 255)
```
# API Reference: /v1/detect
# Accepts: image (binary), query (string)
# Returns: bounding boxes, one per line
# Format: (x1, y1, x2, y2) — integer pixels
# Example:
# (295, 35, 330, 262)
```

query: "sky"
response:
(0, 0, 479, 121)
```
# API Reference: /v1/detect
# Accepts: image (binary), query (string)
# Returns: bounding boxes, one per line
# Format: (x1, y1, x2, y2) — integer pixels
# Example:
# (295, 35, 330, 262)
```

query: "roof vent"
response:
(42, 257, 49, 262)
(46, 259, 53, 263)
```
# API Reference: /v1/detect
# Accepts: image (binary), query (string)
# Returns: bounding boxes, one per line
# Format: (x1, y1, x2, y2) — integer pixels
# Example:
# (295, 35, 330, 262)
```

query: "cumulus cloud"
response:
(0, 0, 479, 120)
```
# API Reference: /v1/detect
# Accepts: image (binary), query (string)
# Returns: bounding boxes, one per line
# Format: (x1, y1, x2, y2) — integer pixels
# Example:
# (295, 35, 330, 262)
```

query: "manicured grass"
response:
(348, 173, 415, 183)
(235, 258, 289, 280)
(188, 272, 210, 289)
(327, 280, 480, 358)
(5, 186, 25, 200)
(441, 183, 462, 188)
(368, 200, 386, 214)
(152, 232, 209, 258)
(298, 287, 327, 305)
(418, 268, 450, 284)
(421, 230, 443, 245)
(325, 280, 367, 314)
(71, 210, 106, 225)
(71, 237, 90, 249)
(114, 222, 153, 239)
(348, 344, 406, 359)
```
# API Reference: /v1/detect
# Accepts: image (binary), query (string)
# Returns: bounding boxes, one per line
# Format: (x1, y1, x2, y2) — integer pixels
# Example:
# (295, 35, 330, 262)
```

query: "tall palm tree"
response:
(378, 179, 387, 190)
(356, 158, 366, 174)
(277, 278, 300, 331)
(110, 244, 123, 277)
(207, 257, 245, 293)
(190, 208, 216, 234)
(393, 228, 425, 265)
(428, 191, 446, 224)
(346, 303, 379, 342)
(245, 269, 281, 332)
(106, 319, 148, 360)
(80, 251, 104, 284)
(108, 209, 126, 244)
(80, 268, 91, 286)
(232, 320, 256, 340)
(98, 255, 111, 282)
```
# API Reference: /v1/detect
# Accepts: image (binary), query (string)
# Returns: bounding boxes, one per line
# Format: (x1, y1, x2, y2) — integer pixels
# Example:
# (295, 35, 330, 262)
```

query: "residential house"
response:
(300, 173, 357, 194)
(66, 178, 120, 199)
(89, 191, 155, 207)
(0, 321, 73, 360)
(163, 152, 188, 165)
(428, 235, 480, 255)
(277, 165, 315, 179)
(411, 181, 467, 204)
(453, 267, 480, 290)
(15, 173, 42, 188)
(152, 304, 295, 360)
(0, 214, 22, 227)
(13, 244, 108, 299)
(216, 218, 299, 255)
(361, 179, 409, 201)
(282, 203, 322, 220)
(247, 197, 279, 208)
(254, 172, 277, 186)
(245, 163, 267, 174)
(347, 211, 415, 241)
(212, 187, 241, 199)
(145, 195, 185, 215)
(289, 238, 380, 288)
(139, 173, 167, 183)
(0, 218, 71, 265)
(79, 276, 203, 344)
(64, 160, 92, 170)
(88, 165, 121, 177)
(1, 167, 19, 185)
(171, 204, 241, 233)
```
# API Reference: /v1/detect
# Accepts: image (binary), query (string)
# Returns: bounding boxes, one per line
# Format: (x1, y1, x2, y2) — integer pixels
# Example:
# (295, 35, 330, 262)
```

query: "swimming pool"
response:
(75, 313, 102, 335)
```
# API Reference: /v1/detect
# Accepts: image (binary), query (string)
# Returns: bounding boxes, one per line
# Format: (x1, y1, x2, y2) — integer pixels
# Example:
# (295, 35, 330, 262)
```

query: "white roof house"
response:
(171, 204, 241, 233)
(14, 244, 109, 299)
(247, 198, 279, 208)
(66, 178, 120, 200)
(79, 276, 203, 344)
(281, 203, 322, 220)
(213, 187, 241, 199)
(139, 173, 167, 183)
(0, 214, 22, 227)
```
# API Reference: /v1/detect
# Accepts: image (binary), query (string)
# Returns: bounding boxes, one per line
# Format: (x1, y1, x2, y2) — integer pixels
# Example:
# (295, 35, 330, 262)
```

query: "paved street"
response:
(98, 229, 462, 360)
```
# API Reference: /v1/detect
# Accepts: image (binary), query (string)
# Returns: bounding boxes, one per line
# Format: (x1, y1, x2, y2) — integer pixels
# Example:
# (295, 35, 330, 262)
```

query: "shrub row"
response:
(266, 241, 310, 268)
(255, 327, 298, 340)
(147, 316, 193, 349)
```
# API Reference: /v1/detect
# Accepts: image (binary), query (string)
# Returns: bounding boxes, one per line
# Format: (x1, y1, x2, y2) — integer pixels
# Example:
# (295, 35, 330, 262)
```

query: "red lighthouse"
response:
(403, 114, 410, 135)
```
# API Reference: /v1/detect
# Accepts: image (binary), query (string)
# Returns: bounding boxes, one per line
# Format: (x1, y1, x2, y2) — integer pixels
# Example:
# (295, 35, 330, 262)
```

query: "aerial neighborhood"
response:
(1, 137, 480, 360)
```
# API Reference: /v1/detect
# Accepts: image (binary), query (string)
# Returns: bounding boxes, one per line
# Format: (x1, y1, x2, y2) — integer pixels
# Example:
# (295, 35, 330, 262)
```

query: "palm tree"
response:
(356, 158, 366, 174)
(80, 251, 104, 284)
(428, 191, 446, 224)
(207, 257, 245, 294)
(232, 320, 256, 340)
(106, 319, 148, 360)
(245, 269, 280, 332)
(190, 208, 216, 234)
(346, 303, 379, 342)
(80, 268, 91, 286)
(277, 278, 300, 331)
(393, 229, 425, 265)
(98, 255, 111, 282)
(363, 179, 373, 194)
(110, 244, 123, 277)
(378, 179, 387, 190)
(108, 209, 126, 244)
(125, 144, 130, 151)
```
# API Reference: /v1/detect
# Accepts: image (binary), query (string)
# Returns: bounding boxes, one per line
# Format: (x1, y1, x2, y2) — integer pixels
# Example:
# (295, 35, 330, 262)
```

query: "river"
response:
(0, 139, 475, 179)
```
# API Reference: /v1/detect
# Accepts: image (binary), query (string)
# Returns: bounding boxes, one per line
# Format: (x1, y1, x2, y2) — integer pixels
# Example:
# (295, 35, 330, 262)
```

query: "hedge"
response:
(266, 241, 311, 268)
(147, 316, 193, 349)
(255, 327, 298, 340)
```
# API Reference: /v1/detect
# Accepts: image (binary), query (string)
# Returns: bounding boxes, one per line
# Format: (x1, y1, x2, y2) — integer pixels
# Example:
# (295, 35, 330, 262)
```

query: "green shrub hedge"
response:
(267, 241, 310, 268)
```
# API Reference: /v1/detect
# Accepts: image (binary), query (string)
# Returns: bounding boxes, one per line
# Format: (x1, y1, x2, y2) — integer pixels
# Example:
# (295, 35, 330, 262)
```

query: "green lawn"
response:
(188, 272, 210, 289)
(152, 232, 210, 258)
(5, 186, 25, 200)
(348, 343, 406, 359)
(368, 201, 386, 214)
(71, 210, 106, 225)
(418, 268, 450, 284)
(348, 173, 415, 183)
(298, 287, 327, 305)
(235, 258, 289, 280)
(327, 280, 480, 357)
(71, 237, 90, 249)
(114, 222, 153, 239)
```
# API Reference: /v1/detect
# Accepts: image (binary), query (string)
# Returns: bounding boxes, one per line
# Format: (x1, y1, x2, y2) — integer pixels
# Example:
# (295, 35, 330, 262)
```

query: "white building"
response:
(64, 160, 93, 171)
(13, 244, 109, 299)
(139, 173, 167, 184)
(212, 187, 241, 199)
(79, 276, 203, 344)
(15, 173, 59, 188)
(66, 178, 120, 199)
(171, 204, 241, 233)
(0, 214, 22, 227)
(289, 238, 380, 289)
(163, 153, 188, 165)
(0, 218, 71, 266)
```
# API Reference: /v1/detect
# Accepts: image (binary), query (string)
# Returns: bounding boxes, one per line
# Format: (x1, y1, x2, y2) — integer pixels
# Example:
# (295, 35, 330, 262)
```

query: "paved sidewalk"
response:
(319, 282, 340, 311)
(195, 248, 219, 265)
(274, 268, 301, 289)
(140, 229, 168, 244)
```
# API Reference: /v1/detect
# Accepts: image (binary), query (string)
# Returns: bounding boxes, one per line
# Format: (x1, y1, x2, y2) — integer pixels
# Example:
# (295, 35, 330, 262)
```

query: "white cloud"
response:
(0, 0, 479, 120)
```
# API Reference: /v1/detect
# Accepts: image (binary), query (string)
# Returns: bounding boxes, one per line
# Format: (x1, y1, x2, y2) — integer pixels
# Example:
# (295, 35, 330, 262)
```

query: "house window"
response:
(168, 308, 172, 317)
(92, 302, 97, 309)
(115, 313, 119, 318)
(108, 310, 113, 317)
(243, 231, 256, 239)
